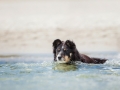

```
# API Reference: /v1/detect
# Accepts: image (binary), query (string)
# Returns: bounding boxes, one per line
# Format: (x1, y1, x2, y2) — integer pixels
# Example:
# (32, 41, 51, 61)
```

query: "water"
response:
(0, 52, 120, 90)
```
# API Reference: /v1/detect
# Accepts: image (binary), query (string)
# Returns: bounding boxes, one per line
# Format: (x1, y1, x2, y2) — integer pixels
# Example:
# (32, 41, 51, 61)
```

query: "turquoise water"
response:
(0, 52, 120, 90)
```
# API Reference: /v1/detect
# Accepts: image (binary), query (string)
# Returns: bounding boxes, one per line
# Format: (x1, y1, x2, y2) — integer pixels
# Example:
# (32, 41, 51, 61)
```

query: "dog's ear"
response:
(53, 39, 62, 61)
(65, 40, 76, 49)
(53, 39, 62, 49)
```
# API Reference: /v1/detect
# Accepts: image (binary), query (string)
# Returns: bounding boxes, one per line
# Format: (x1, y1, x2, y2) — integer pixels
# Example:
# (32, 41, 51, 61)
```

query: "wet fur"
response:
(53, 39, 107, 64)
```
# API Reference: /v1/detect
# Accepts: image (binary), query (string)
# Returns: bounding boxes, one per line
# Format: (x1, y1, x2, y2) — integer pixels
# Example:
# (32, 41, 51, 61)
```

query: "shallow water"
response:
(0, 52, 120, 90)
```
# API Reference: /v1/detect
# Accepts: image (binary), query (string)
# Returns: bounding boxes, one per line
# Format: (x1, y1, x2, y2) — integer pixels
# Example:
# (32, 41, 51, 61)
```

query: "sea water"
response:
(0, 52, 120, 90)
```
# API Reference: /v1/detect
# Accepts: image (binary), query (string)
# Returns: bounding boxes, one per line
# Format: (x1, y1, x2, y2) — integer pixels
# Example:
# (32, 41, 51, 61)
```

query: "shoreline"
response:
(0, 28, 119, 54)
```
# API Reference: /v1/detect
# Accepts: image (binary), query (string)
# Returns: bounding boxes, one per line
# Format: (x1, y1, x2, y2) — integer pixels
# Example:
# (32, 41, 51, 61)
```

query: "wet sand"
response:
(0, 29, 120, 54)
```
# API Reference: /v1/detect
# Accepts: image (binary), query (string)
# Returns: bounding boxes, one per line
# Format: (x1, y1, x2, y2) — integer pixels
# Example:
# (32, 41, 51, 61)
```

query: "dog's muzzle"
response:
(56, 55, 71, 63)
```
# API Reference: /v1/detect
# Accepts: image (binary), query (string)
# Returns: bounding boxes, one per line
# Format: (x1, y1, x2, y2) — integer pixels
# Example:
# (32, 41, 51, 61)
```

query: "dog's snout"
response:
(58, 57, 61, 60)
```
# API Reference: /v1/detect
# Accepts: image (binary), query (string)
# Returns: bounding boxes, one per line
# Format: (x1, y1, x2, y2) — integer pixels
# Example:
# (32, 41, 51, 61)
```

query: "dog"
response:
(53, 39, 107, 64)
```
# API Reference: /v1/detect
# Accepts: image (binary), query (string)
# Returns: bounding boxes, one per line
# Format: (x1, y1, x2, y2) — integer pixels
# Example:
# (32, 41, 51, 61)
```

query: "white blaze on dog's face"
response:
(56, 43, 72, 63)
(53, 39, 77, 64)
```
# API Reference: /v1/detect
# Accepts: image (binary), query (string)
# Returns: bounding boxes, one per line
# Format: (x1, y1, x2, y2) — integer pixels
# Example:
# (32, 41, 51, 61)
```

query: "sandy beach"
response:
(0, 0, 120, 54)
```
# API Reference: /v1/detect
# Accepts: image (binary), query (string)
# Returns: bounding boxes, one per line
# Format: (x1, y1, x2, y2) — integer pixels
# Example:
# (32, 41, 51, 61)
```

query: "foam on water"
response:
(0, 52, 120, 90)
(105, 53, 120, 66)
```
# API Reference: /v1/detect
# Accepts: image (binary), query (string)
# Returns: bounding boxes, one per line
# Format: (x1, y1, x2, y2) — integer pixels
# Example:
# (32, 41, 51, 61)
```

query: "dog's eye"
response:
(64, 49, 68, 52)
(57, 49, 60, 52)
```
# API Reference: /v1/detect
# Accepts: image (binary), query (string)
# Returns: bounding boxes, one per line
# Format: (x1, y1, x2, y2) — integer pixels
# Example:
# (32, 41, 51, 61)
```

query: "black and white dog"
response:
(53, 39, 107, 64)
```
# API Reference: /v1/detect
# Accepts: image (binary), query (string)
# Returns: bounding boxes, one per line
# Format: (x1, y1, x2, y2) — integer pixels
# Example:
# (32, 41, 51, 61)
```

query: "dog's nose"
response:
(58, 57, 61, 60)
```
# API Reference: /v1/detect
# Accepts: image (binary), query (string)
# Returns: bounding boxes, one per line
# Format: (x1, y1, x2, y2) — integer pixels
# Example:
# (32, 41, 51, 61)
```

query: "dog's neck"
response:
(70, 49, 83, 61)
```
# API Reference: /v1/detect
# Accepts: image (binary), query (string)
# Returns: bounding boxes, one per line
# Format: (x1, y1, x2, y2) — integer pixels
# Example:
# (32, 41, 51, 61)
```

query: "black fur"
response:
(53, 39, 107, 64)
(53, 39, 62, 61)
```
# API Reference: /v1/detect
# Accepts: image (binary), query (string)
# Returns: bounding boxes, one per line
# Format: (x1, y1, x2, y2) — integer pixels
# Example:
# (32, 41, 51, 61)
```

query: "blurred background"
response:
(0, 0, 120, 54)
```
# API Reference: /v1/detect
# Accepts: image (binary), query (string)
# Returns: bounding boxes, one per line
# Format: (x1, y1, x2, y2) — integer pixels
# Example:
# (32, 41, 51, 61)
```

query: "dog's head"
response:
(53, 39, 77, 63)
